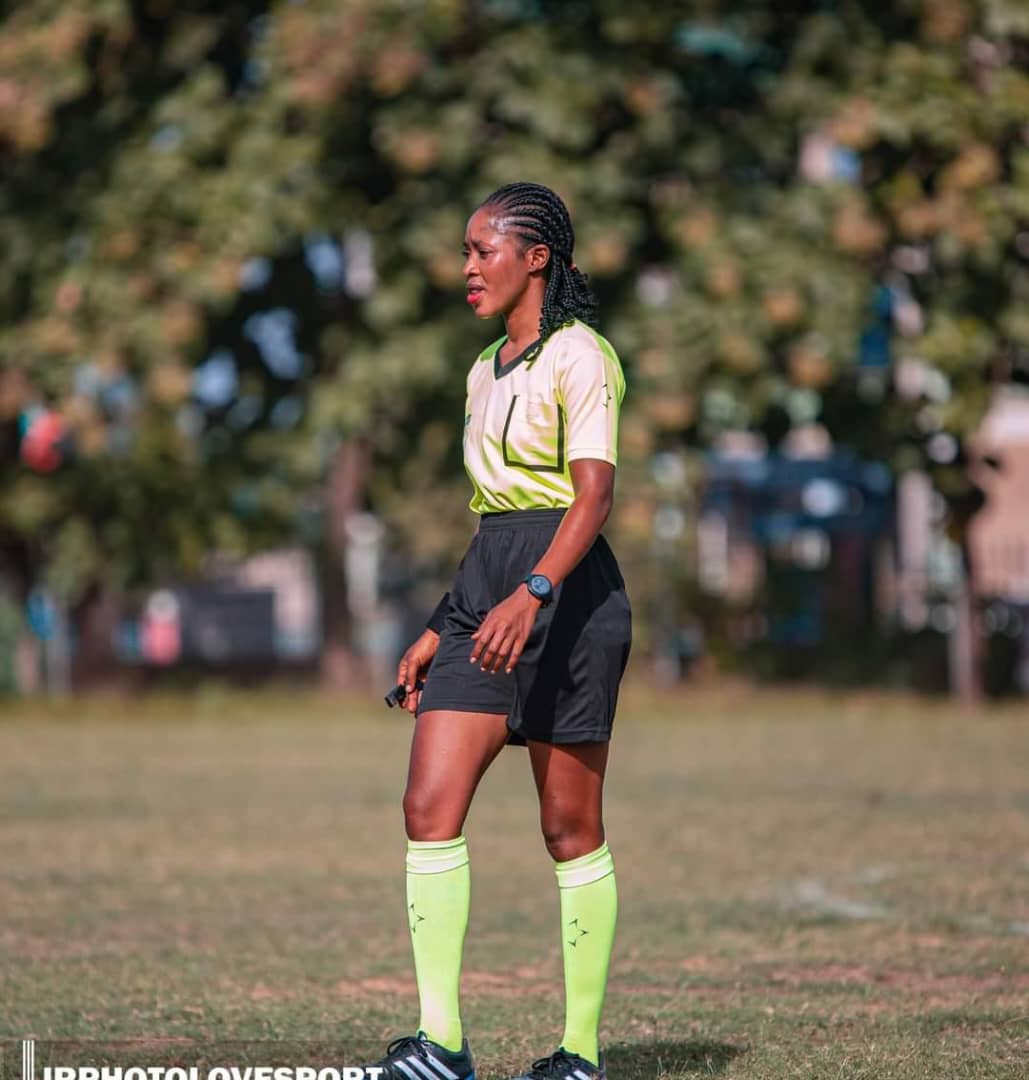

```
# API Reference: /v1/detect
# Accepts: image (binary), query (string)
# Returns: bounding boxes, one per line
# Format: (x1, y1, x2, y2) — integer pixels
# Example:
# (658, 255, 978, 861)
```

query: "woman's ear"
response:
(526, 243, 551, 274)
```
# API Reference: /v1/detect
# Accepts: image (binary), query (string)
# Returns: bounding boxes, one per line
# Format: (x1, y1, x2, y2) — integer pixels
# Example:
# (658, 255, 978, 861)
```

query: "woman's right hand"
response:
(397, 629, 440, 715)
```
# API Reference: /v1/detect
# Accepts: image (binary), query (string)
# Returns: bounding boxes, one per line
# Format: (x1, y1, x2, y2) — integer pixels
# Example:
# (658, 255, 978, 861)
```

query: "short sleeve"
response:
(556, 335, 625, 466)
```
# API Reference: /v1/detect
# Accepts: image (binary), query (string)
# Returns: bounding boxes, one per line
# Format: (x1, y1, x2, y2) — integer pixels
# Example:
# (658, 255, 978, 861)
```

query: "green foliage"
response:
(0, 1, 1025, 622)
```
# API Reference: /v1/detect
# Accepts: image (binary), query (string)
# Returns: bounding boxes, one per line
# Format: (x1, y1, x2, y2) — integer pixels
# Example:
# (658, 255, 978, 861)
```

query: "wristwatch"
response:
(522, 573, 554, 607)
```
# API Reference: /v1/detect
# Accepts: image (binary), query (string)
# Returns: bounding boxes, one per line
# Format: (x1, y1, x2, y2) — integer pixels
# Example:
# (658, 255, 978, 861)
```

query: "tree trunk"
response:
(320, 436, 373, 689)
(71, 585, 137, 693)
(949, 534, 983, 707)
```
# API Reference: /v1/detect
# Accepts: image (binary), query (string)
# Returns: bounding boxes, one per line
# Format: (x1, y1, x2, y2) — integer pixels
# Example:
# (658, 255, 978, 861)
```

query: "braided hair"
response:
(479, 182, 599, 355)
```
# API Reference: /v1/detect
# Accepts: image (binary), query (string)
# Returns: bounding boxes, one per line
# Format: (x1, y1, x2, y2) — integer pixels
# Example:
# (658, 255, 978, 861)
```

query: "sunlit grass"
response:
(2, 685, 1027, 1077)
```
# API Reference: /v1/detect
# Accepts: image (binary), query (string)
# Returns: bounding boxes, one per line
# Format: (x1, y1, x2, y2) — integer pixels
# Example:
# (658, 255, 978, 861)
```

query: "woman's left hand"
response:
(470, 585, 542, 674)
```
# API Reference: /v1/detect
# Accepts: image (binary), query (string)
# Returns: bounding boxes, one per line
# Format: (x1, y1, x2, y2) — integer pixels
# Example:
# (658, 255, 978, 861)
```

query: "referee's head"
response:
(478, 182, 599, 344)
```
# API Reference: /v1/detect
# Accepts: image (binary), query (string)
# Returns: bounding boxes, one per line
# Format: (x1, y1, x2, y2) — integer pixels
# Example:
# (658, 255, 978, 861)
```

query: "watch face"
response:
(528, 574, 552, 597)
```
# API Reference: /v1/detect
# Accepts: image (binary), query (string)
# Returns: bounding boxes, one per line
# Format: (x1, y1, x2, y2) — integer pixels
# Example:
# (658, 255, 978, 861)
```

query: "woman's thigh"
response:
(403, 709, 511, 840)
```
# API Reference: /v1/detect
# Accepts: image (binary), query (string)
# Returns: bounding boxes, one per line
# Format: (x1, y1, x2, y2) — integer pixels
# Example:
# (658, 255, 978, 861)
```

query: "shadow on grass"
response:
(605, 1039, 745, 1077)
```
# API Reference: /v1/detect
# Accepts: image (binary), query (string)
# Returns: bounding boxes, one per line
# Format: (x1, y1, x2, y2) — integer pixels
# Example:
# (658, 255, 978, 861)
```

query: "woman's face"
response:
(462, 206, 549, 320)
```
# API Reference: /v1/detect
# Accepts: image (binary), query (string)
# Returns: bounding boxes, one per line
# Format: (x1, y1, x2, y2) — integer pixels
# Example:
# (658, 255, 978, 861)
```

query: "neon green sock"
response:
(555, 842, 617, 1067)
(406, 836, 470, 1052)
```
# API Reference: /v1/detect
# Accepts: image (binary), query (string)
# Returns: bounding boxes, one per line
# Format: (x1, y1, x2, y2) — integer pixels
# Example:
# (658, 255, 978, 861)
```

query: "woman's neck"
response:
(503, 296, 542, 351)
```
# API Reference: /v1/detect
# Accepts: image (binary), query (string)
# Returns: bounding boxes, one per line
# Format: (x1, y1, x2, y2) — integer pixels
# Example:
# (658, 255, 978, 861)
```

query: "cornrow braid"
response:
(479, 182, 599, 358)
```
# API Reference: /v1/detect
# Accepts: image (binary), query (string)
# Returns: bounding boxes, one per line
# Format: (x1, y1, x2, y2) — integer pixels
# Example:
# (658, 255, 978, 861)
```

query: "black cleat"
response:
(510, 1048, 605, 1080)
(367, 1032, 475, 1080)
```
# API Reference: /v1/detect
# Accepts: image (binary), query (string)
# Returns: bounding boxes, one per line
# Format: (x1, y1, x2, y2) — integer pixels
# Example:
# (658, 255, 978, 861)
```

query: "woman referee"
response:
(367, 183, 631, 1080)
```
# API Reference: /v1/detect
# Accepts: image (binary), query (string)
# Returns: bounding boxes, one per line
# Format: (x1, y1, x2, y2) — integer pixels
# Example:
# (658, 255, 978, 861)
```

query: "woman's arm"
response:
(528, 459, 613, 586)
(469, 459, 614, 674)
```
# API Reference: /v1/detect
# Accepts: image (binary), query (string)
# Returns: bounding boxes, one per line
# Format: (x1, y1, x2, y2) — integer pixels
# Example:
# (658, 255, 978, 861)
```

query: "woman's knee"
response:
(540, 807, 604, 862)
(403, 784, 463, 841)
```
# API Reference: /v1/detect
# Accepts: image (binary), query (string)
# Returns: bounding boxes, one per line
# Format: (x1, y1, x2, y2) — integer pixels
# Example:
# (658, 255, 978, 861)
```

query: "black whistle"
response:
(384, 680, 425, 708)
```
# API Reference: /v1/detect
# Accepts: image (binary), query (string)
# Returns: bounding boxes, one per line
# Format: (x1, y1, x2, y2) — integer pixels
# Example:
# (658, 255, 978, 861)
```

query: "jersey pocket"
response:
(501, 394, 565, 473)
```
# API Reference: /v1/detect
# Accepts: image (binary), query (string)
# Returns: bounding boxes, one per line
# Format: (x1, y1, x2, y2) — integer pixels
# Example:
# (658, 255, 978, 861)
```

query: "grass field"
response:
(1, 685, 1027, 1079)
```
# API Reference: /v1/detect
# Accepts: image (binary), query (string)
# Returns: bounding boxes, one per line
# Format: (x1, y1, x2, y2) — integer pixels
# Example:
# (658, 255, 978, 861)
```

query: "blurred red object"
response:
(142, 590, 182, 666)
(20, 410, 67, 472)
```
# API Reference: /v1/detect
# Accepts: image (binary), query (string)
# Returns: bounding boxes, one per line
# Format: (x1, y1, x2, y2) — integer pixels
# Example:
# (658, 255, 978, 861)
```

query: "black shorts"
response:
(417, 508, 632, 744)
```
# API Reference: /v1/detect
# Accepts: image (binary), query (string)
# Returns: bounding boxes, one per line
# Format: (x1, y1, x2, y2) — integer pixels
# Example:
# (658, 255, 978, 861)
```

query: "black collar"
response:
(493, 337, 541, 379)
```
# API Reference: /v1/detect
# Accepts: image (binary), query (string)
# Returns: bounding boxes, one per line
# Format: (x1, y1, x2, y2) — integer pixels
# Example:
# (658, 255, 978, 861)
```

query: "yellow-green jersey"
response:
(462, 320, 625, 514)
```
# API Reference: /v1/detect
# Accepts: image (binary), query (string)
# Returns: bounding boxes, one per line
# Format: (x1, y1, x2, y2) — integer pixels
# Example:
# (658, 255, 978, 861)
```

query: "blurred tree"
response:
(0, 0, 1025, 691)
(767, 0, 1029, 699)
